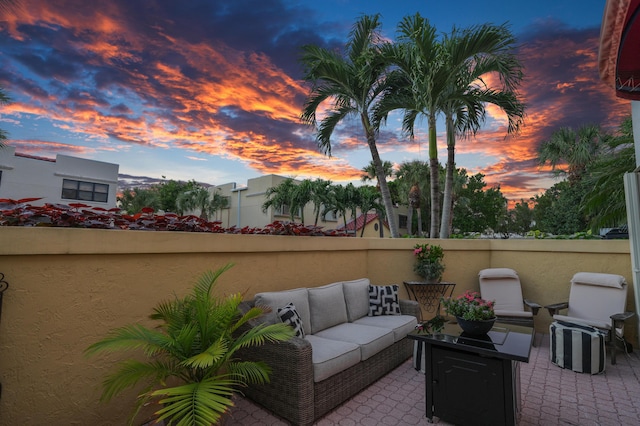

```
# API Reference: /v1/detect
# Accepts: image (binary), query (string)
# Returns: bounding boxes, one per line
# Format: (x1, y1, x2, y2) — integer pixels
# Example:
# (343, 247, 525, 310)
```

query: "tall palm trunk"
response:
(364, 119, 399, 238)
(440, 113, 456, 239)
(408, 183, 420, 236)
(428, 114, 441, 238)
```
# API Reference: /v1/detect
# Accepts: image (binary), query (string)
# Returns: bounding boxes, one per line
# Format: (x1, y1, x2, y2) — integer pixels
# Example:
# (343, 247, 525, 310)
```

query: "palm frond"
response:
(152, 378, 240, 426)
(84, 324, 169, 358)
(100, 359, 178, 402)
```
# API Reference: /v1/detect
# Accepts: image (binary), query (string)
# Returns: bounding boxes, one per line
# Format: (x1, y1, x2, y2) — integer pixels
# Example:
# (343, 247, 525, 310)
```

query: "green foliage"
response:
(412, 243, 445, 281)
(85, 264, 295, 425)
(532, 180, 589, 235)
(442, 290, 495, 321)
(452, 172, 507, 234)
(0, 86, 11, 148)
(159, 179, 200, 213)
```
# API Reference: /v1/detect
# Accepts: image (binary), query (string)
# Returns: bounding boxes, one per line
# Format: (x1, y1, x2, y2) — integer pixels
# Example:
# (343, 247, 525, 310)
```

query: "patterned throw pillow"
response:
(277, 302, 306, 338)
(368, 285, 401, 316)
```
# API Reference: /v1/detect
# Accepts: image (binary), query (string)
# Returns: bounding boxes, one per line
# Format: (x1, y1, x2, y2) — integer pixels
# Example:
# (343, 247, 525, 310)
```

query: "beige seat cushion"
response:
(353, 314, 417, 342)
(479, 268, 525, 313)
(314, 323, 395, 361)
(305, 335, 361, 382)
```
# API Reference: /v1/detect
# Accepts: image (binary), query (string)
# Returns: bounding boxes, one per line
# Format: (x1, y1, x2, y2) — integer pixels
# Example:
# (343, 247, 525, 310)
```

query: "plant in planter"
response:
(412, 243, 445, 282)
(85, 263, 295, 426)
(441, 290, 496, 335)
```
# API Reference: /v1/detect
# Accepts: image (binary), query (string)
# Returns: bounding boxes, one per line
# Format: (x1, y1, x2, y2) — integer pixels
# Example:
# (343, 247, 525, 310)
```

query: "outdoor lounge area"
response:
(221, 333, 640, 425)
(0, 228, 639, 424)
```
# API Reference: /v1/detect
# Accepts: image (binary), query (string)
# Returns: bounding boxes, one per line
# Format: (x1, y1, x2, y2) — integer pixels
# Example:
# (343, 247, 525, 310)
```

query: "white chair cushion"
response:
(571, 272, 626, 289)
(479, 268, 524, 313)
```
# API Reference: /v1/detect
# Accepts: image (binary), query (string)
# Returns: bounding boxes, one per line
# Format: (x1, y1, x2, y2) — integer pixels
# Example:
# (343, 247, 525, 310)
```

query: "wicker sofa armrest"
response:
(399, 299, 420, 319)
(237, 300, 315, 425)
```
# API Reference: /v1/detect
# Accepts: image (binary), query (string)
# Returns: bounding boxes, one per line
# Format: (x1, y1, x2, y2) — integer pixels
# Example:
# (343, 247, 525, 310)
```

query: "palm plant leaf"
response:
(100, 359, 179, 402)
(152, 378, 239, 426)
(84, 324, 170, 357)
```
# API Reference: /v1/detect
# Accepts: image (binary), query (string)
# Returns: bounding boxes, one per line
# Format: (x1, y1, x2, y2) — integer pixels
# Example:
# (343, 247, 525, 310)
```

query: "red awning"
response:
(599, 0, 640, 100)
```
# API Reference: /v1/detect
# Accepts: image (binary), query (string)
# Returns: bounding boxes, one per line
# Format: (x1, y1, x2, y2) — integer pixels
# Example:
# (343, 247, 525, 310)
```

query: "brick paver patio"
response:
(222, 333, 640, 425)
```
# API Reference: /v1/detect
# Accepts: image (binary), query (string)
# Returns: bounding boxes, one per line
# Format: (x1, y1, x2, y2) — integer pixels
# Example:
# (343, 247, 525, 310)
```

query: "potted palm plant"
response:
(85, 263, 295, 425)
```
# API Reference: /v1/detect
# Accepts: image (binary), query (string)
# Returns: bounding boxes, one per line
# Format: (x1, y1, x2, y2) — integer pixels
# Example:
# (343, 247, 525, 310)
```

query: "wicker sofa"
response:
(237, 278, 420, 426)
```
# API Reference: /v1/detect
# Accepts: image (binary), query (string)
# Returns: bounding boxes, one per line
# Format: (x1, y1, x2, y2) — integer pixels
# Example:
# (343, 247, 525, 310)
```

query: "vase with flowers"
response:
(413, 243, 445, 282)
(441, 290, 496, 335)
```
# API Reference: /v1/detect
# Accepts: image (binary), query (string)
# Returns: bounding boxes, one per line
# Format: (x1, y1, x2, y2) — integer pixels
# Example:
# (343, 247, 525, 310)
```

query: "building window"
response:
(323, 209, 338, 222)
(399, 214, 408, 229)
(61, 179, 109, 203)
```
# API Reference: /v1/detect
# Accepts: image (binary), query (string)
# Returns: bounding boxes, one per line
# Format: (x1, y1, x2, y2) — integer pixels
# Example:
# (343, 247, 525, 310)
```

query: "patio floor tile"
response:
(223, 334, 640, 425)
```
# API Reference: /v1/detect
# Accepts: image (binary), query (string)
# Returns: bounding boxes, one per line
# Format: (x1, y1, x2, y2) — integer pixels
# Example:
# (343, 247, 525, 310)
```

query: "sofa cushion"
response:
(308, 283, 348, 334)
(314, 323, 395, 361)
(368, 285, 401, 316)
(342, 278, 371, 322)
(305, 335, 361, 382)
(353, 314, 418, 342)
(255, 288, 311, 333)
(277, 303, 305, 338)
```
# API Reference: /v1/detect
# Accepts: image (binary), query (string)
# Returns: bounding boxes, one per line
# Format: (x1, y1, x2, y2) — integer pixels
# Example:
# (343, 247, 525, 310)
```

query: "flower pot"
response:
(456, 316, 496, 336)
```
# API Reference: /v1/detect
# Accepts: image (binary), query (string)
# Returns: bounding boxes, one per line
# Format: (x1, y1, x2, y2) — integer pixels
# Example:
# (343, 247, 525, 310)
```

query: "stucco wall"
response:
(0, 227, 635, 425)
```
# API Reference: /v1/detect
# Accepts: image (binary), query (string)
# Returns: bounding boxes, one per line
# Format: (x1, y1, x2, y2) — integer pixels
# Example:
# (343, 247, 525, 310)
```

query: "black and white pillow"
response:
(277, 302, 305, 338)
(368, 285, 401, 316)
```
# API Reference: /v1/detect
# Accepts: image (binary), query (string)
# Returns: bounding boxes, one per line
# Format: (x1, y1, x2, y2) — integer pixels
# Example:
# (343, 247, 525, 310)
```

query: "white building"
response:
(0, 146, 119, 208)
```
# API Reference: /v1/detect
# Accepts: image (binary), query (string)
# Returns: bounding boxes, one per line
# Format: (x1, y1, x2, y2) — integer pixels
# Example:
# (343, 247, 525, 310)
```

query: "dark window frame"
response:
(61, 179, 109, 203)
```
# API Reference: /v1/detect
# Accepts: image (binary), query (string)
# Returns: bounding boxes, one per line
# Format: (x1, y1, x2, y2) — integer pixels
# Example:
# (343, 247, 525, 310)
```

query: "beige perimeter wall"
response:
(0, 228, 636, 425)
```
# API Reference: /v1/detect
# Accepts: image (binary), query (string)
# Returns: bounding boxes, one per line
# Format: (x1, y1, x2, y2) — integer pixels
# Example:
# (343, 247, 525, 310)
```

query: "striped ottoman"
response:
(550, 320, 606, 374)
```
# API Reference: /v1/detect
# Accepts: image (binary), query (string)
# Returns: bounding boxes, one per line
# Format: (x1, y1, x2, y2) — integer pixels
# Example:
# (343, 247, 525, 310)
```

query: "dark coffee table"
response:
(409, 322, 533, 426)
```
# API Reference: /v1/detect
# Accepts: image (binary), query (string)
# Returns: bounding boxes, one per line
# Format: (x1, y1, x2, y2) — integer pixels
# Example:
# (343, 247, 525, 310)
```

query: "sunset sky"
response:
(0, 0, 631, 201)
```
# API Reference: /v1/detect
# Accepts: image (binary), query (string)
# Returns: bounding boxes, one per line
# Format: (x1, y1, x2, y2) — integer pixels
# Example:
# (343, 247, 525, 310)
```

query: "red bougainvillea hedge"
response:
(0, 198, 348, 236)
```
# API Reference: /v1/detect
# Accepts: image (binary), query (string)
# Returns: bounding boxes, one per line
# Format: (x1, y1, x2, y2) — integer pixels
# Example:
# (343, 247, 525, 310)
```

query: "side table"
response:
(403, 281, 456, 318)
(409, 322, 533, 426)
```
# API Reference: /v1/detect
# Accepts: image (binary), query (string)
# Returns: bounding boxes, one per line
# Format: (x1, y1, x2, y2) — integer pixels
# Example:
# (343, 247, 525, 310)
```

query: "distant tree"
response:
(262, 178, 300, 222)
(176, 187, 228, 221)
(361, 159, 394, 237)
(452, 172, 507, 234)
(118, 188, 161, 214)
(300, 14, 399, 237)
(395, 160, 430, 236)
(357, 185, 383, 237)
(510, 199, 535, 235)
(0, 87, 10, 148)
(158, 178, 199, 213)
(538, 125, 605, 185)
(309, 179, 333, 226)
(532, 181, 589, 235)
(582, 116, 635, 230)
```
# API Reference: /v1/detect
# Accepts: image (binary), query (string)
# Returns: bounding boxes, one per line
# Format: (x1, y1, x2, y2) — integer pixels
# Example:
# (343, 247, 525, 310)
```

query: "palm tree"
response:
(118, 187, 161, 214)
(361, 159, 394, 237)
(300, 14, 399, 238)
(85, 264, 294, 426)
(582, 117, 635, 229)
(309, 179, 333, 226)
(176, 186, 228, 221)
(438, 23, 525, 238)
(396, 160, 430, 236)
(0, 87, 11, 148)
(262, 178, 301, 222)
(539, 124, 604, 185)
(357, 185, 383, 237)
(378, 13, 446, 238)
